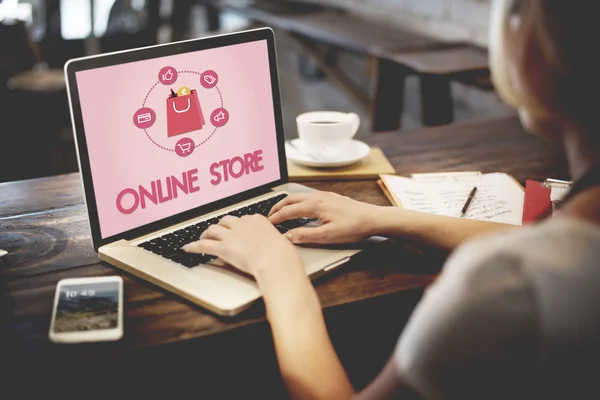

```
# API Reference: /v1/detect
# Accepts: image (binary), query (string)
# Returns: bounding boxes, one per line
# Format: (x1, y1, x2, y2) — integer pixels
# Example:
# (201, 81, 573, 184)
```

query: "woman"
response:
(184, 1, 600, 398)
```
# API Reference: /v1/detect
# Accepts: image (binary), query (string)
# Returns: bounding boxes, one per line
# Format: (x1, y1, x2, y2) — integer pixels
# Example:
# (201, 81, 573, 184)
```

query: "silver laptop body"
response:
(65, 28, 376, 316)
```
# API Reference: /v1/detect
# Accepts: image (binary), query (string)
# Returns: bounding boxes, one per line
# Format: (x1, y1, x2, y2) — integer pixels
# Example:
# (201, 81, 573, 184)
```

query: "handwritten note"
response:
(380, 173, 524, 225)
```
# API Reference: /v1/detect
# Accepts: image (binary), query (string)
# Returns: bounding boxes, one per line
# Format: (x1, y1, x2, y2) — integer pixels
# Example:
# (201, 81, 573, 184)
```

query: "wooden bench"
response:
(373, 44, 490, 131)
(215, 1, 492, 131)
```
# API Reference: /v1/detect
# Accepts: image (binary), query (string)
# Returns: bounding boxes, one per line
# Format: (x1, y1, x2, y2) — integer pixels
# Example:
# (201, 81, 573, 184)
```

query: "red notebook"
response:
(522, 180, 552, 224)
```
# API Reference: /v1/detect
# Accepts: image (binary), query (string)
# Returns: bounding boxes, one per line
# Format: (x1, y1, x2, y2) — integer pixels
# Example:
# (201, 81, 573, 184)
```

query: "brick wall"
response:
(312, 0, 492, 47)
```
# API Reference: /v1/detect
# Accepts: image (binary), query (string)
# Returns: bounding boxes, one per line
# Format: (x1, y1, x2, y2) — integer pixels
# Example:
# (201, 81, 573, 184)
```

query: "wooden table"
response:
(0, 116, 568, 397)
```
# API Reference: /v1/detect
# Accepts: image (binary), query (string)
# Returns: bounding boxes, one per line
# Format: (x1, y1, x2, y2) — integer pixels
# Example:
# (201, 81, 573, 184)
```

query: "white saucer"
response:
(285, 139, 370, 168)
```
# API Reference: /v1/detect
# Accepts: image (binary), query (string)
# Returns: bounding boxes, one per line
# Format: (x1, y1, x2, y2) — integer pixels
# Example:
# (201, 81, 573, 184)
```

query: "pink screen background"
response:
(76, 40, 281, 238)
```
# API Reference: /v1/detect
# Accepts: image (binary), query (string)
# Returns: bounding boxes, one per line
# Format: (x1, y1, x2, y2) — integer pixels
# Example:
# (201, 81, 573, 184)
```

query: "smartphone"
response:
(49, 276, 124, 343)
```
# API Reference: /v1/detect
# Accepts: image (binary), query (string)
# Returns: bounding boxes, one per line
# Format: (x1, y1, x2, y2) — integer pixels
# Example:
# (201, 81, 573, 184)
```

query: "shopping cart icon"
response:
(177, 142, 192, 154)
(175, 137, 195, 157)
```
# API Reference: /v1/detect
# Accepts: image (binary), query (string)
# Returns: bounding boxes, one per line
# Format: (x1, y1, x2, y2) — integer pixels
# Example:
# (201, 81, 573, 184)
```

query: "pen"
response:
(544, 178, 573, 188)
(460, 186, 478, 217)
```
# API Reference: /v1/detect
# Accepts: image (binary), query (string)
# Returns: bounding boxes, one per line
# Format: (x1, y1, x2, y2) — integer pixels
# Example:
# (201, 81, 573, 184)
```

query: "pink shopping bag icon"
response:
(166, 89, 205, 137)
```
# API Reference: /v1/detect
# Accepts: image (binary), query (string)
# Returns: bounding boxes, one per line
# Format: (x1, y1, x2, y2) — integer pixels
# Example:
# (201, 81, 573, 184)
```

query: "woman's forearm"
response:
(373, 207, 517, 251)
(256, 266, 354, 400)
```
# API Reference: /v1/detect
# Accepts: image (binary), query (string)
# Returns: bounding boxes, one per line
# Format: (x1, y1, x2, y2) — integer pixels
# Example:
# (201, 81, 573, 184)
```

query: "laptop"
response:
(64, 28, 376, 316)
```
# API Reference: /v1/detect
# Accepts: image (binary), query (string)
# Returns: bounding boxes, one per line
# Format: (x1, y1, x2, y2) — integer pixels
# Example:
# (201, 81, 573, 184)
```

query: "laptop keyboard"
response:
(137, 194, 313, 268)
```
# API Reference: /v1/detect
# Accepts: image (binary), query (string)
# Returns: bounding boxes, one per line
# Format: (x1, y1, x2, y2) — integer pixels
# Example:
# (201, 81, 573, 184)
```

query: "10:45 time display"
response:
(64, 289, 96, 298)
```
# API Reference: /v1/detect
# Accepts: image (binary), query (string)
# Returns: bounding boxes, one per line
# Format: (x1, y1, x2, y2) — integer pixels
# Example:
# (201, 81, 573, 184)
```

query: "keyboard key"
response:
(162, 249, 181, 259)
(275, 224, 289, 233)
(138, 194, 290, 266)
(171, 255, 198, 268)
(279, 219, 303, 230)
(138, 242, 153, 250)
(194, 222, 209, 232)
(162, 233, 176, 241)
(257, 207, 270, 216)
(228, 209, 243, 217)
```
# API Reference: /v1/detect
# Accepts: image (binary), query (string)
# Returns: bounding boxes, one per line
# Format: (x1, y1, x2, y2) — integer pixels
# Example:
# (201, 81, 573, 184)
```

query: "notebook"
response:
(522, 178, 571, 223)
(379, 171, 525, 225)
(287, 147, 396, 181)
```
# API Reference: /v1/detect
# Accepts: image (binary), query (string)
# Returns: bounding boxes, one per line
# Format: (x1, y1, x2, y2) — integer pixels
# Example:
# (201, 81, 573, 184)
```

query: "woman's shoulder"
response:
(446, 217, 600, 328)
(449, 217, 600, 279)
(394, 218, 600, 399)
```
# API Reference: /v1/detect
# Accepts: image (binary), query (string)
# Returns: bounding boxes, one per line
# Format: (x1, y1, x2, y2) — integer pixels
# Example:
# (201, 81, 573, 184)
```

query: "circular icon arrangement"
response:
(133, 107, 156, 129)
(133, 67, 229, 157)
(211, 107, 229, 128)
(201, 70, 218, 89)
(158, 66, 178, 85)
(175, 137, 195, 157)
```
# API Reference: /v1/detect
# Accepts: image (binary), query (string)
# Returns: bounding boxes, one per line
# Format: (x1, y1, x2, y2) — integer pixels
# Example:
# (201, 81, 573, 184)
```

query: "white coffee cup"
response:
(296, 111, 360, 158)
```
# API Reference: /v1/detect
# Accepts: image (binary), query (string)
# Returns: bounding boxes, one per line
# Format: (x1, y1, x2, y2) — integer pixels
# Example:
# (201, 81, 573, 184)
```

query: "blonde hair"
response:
(490, 0, 599, 131)
(489, 0, 520, 108)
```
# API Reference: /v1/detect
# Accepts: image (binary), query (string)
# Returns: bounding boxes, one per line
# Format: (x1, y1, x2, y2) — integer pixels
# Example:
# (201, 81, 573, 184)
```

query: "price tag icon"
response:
(201, 70, 219, 89)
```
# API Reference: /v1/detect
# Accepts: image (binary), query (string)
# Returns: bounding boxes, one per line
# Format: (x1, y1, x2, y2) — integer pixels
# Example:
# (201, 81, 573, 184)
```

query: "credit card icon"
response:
(137, 113, 152, 123)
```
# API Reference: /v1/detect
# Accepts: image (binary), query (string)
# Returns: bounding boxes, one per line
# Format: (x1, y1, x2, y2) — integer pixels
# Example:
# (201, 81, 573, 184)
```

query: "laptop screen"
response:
(75, 39, 282, 239)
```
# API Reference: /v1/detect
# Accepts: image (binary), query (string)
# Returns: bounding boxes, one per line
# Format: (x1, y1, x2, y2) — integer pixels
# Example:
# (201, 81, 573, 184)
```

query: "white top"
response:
(394, 218, 600, 399)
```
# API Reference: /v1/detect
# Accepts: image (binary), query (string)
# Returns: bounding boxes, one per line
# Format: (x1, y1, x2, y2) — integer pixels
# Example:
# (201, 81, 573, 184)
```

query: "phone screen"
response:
(53, 281, 120, 333)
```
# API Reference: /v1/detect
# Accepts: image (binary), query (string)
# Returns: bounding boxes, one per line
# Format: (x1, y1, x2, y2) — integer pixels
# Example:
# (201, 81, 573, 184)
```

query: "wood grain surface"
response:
(287, 147, 397, 181)
(380, 45, 489, 76)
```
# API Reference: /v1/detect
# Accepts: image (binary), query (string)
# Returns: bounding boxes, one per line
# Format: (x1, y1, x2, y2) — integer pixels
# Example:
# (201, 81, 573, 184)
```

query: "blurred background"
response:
(0, 0, 513, 183)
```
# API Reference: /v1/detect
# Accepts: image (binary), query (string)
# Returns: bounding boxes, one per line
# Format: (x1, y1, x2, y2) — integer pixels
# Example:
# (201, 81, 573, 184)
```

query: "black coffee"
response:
(310, 121, 338, 124)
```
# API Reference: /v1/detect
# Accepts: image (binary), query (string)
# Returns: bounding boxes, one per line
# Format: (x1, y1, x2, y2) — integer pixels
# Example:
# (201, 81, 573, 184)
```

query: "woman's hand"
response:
(182, 211, 356, 400)
(183, 214, 304, 279)
(268, 191, 386, 245)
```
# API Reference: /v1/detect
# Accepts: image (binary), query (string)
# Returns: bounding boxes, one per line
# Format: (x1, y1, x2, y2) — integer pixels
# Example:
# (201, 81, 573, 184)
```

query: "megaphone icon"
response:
(214, 111, 225, 122)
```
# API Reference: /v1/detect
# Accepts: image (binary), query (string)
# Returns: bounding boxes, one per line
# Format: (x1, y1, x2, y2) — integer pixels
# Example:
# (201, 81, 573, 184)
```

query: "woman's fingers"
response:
(218, 215, 238, 228)
(200, 224, 229, 241)
(285, 225, 335, 245)
(269, 202, 318, 225)
(268, 193, 311, 217)
(183, 238, 221, 255)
